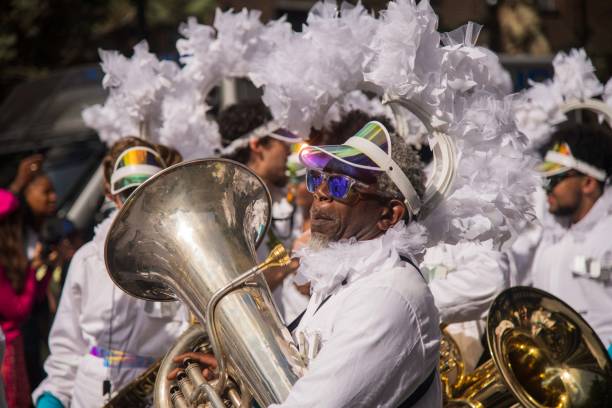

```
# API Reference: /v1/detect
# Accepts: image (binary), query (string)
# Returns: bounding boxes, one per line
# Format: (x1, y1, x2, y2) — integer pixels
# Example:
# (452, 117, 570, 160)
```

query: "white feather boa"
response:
(294, 221, 427, 297)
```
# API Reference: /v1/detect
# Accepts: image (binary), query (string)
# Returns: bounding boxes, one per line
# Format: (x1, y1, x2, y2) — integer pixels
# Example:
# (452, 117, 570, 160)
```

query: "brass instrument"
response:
(102, 360, 161, 408)
(442, 286, 612, 407)
(105, 159, 306, 408)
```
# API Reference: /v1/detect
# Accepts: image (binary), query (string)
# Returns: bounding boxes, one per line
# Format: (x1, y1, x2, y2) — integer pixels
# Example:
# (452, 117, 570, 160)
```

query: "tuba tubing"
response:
(155, 325, 209, 408)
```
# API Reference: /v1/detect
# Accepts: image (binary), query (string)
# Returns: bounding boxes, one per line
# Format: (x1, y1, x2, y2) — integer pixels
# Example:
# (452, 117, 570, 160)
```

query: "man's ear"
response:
(104, 181, 123, 208)
(249, 138, 262, 156)
(582, 176, 603, 197)
(377, 199, 406, 231)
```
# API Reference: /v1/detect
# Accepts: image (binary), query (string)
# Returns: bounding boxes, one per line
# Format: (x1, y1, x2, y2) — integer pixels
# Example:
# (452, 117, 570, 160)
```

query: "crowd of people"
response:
(1, 1, 612, 407)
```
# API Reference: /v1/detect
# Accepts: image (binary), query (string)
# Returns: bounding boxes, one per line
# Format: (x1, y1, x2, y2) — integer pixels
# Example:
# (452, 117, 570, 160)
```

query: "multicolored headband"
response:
(539, 142, 607, 181)
(110, 146, 166, 196)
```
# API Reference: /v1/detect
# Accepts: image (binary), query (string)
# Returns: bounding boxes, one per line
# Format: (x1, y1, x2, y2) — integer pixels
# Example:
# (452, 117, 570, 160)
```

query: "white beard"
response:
(308, 232, 330, 251)
(294, 221, 428, 297)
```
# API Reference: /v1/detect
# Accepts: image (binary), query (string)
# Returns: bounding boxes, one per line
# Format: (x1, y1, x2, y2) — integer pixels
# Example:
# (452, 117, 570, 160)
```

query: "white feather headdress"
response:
(251, 0, 534, 248)
(82, 41, 178, 147)
(514, 48, 611, 148)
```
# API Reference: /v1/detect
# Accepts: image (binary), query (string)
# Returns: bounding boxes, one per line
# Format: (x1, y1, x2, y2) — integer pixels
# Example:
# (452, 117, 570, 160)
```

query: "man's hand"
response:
(10, 154, 44, 194)
(167, 352, 218, 381)
(263, 258, 300, 291)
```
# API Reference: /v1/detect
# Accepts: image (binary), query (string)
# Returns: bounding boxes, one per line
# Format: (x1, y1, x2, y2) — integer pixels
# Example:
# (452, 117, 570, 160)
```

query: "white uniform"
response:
(272, 224, 442, 408)
(423, 241, 508, 371)
(424, 241, 507, 324)
(33, 213, 188, 407)
(507, 188, 612, 347)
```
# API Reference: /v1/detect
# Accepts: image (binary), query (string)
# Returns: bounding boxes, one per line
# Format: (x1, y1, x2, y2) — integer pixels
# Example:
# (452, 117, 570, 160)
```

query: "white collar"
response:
(294, 222, 427, 298)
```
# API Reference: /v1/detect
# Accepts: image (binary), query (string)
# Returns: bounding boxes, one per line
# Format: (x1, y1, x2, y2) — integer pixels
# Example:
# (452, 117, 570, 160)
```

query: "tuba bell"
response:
(442, 286, 612, 407)
(105, 159, 306, 407)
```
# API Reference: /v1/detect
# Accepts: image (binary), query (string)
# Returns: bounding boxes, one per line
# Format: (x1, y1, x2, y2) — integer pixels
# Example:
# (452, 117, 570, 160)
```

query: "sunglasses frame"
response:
(306, 169, 393, 203)
(543, 170, 582, 193)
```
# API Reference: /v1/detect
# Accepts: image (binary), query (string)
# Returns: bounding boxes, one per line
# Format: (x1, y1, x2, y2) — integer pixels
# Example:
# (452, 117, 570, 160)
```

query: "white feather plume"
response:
(250, 0, 379, 136)
(82, 41, 178, 147)
(514, 48, 606, 147)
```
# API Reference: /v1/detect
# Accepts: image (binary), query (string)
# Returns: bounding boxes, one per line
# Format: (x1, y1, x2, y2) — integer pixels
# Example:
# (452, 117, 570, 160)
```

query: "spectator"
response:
(0, 188, 51, 407)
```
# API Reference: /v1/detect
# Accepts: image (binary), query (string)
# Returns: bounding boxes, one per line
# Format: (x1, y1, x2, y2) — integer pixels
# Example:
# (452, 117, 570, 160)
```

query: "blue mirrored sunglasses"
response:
(306, 169, 372, 201)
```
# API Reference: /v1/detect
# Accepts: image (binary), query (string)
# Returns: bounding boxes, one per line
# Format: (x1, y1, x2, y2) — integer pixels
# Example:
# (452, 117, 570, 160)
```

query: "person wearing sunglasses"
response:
(33, 137, 188, 408)
(507, 122, 612, 358)
(167, 120, 441, 407)
(269, 121, 440, 407)
(218, 101, 309, 324)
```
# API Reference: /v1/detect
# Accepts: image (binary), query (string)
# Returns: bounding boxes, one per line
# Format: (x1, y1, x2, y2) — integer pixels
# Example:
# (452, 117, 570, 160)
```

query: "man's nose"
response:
(313, 181, 332, 202)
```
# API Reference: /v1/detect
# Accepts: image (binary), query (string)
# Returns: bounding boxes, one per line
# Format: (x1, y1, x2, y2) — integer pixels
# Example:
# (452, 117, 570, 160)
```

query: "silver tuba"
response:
(105, 159, 306, 407)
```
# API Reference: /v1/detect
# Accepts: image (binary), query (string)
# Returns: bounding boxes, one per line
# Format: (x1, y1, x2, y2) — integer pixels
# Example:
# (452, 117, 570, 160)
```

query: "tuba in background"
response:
(441, 286, 612, 407)
(105, 159, 306, 408)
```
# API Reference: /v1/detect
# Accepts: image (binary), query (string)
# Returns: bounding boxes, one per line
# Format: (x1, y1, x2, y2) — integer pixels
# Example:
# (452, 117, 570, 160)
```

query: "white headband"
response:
(544, 150, 607, 181)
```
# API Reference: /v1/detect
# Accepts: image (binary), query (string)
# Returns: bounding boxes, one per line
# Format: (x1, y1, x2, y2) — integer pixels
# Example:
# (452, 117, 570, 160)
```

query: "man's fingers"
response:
(171, 352, 218, 368)
(167, 367, 181, 380)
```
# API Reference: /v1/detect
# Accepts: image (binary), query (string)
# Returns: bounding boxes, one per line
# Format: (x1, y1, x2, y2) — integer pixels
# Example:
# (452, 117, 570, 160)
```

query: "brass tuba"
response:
(105, 159, 306, 407)
(442, 286, 612, 407)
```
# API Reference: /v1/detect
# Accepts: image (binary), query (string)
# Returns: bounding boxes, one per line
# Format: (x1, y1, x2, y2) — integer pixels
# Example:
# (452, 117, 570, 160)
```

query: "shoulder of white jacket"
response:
(70, 240, 101, 268)
(348, 263, 433, 308)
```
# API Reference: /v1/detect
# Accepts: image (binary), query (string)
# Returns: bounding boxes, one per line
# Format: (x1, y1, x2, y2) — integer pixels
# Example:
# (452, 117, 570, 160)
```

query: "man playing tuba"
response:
(171, 121, 442, 407)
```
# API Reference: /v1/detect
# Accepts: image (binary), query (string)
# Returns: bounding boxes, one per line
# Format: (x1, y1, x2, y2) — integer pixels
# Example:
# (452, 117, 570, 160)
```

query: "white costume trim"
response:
(294, 221, 427, 297)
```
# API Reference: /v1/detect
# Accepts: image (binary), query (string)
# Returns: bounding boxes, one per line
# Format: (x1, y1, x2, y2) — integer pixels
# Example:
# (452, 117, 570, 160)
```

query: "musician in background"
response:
(218, 101, 308, 324)
(33, 137, 188, 408)
(508, 123, 612, 356)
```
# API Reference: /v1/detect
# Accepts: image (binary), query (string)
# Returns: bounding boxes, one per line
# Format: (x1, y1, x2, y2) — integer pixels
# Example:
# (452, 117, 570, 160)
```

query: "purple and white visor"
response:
(221, 121, 303, 155)
(299, 121, 422, 215)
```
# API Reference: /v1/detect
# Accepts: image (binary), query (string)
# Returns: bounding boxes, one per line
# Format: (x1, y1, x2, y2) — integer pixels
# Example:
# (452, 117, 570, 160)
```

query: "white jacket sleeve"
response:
(504, 225, 542, 287)
(32, 248, 90, 407)
(426, 242, 507, 324)
(270, 287, 435, 408)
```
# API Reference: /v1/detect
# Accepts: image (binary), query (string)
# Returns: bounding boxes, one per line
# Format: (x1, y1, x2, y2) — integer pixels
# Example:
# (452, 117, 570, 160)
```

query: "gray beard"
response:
(308, 232, 330, 251)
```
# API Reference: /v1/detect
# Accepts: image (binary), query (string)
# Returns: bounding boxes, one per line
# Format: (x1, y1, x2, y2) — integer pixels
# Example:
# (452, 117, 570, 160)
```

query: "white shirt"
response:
(508, 188, 612, 347)
(272, 224, 442, 407)
(33, 213, 188, 407)
(425, 241, 508, 324)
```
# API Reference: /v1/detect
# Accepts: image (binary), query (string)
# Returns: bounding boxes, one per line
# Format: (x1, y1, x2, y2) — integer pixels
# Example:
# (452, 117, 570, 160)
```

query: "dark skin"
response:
(546, 171, 602, 224)
(167, 172, 407, 381)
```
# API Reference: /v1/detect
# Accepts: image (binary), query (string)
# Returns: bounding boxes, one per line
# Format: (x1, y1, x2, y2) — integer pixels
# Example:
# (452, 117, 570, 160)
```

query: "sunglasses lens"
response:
(327, 175, 352, 200)
(306, 170, 324, 193)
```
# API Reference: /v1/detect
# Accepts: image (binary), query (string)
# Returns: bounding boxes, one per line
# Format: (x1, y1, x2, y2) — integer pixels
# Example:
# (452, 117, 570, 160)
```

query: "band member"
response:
(33, 137, 188, 408)
(218, 100, 308, 323)
(508, 123, 612, 355)
(173, 121, 442, 407)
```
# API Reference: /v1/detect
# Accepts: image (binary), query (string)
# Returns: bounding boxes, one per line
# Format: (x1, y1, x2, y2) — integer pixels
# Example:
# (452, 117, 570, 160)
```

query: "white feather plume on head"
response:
(360, 0, 537, 247)
(250, 0, 379, 136)
(82, 41, 178, 146)
(322, 90, 394, 126)
(514, 48, 607, 148)
(421, 93, 538, 246)
(158, 71, 221, 160)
